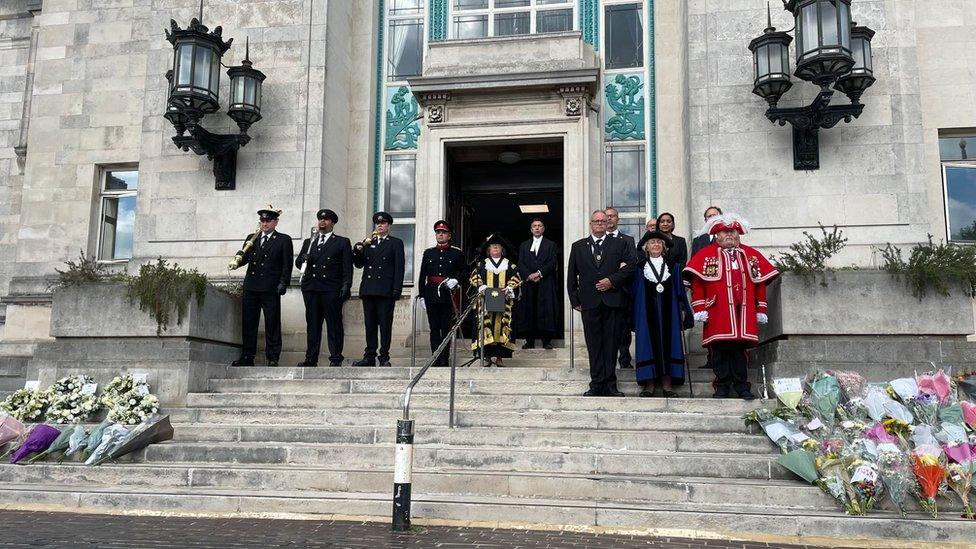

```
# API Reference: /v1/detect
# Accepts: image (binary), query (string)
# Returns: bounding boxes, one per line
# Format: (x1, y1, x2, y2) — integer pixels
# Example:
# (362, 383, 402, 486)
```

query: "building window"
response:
(941, 134, 976, 242)
(97, 168, 138, 261)
(390, 0, 424, 15)
(384, 154, 417, 284)
(605, 3, 643, 69)
(451, 0, 575, 39)
(605, 144, 645, 214)
(388, 17, 424, 80)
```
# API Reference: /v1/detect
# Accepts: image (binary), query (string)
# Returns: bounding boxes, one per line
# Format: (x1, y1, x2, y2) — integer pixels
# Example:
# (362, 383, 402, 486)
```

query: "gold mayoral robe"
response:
(469, 257, 521, 358)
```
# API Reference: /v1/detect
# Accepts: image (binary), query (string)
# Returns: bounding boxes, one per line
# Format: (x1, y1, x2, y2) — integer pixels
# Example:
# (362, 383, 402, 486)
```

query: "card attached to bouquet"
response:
(763, 422, 792, 443)
(24, 380, 40, 391)
(851, 465, 878, 484)
(806, 417, 824, 431)
(81, 383, 98, 395)
(136, 385, 150, 397)
(773, 378, 802, 394)
(133, 373, 149, 384)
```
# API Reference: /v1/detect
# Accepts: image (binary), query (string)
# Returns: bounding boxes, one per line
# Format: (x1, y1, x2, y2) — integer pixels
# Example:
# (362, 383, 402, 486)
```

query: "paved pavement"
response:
(0, 511, 860, 548)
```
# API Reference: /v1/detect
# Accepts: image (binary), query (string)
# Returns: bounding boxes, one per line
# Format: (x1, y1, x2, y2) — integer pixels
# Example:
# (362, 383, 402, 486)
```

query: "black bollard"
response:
(392, 418, 414, 531)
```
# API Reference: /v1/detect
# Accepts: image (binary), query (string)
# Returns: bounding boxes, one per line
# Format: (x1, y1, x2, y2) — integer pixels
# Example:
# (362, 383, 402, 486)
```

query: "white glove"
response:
(446, 278, 459, 290)
(478, 284, 488, 294)
(694, 311, 709, 323)
(505, 287, 515, 299)
(757, 313, 768, 325)
(417, 297, 425, 309)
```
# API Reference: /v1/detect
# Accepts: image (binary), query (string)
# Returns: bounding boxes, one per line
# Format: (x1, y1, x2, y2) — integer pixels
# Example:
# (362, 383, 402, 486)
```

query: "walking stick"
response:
(682, 328, 694, 398)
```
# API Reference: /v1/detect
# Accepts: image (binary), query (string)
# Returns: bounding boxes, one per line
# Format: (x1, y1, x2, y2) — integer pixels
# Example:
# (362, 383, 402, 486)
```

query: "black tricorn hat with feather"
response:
(478, 233, 515, 258)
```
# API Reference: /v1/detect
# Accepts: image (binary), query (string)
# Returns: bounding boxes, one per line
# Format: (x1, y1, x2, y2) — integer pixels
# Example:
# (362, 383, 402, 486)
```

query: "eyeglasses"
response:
(590, 219, 607, 224)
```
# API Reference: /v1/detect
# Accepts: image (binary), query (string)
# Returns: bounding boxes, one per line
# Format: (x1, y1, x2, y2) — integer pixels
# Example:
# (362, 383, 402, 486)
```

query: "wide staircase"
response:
(0, 345, 971, 545)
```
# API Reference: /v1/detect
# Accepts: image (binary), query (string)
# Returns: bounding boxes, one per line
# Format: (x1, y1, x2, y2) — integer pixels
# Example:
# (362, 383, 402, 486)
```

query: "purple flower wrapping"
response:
(9, 424, 60, 464)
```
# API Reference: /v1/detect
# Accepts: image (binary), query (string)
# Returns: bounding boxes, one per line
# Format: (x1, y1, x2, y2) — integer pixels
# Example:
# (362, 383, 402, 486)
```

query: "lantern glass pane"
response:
(801, 4, 817, 54)
(770, 43, 783, 74)
(244, 78, 256, 105)
(851, 37, 865, 69)
(839, 2, 851, 48)
(232, 76, 245, 104)
(193, 46, 212, 91)
(177, 44, 193, 86)
(757, 44, 770, 78)
(210, 53, 220, 94)
(863, 39, 872, 71)
(782, 43, 791, 72)
(255, 81, 262, 109)
(820, 1, 838, 46)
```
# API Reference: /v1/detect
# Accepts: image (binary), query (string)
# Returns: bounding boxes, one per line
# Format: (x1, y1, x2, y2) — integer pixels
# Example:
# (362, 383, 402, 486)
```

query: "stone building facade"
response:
(0, 0, 974, 352)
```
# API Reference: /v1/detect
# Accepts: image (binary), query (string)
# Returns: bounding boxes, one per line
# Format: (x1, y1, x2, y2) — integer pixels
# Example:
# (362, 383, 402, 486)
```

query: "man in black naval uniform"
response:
(417, 220, 465, 366)
(232, 206, 294, 367)
(352, 211, 405, 367)
(295, 208, 353, 367)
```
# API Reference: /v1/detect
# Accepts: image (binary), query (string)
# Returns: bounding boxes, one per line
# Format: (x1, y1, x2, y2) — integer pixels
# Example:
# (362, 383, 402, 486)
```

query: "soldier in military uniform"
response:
(232, 206, 294, 367)
(352, 211, 405, 367)
(295, 208, 353, 367)
(417, 220, 465, 367)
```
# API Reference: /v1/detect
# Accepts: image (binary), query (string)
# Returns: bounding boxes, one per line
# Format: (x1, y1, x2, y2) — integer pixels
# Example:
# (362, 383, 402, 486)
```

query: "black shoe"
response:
(639, 389, 655, 398)
(231, 357, 254, 367)
(352, 358, 376, 367)
(737, 391, 757, 401)
(543, 343, 554, 350)
(712, 390, 730, 399)
(619, 363, 633, 369)
(329, 361, 342, 368)
(662, 390, 679, 398)
(522, 342, 535, 349)
(605, 389, 625, 397)
(583, 389, 602, 397)
(267, 360, 279, 367)
(297, 361, 317, 367)
(378, 361, 392, 367)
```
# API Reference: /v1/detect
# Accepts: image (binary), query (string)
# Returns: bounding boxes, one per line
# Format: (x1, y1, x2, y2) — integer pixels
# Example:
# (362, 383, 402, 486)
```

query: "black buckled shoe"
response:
(231, 357, 254, 367)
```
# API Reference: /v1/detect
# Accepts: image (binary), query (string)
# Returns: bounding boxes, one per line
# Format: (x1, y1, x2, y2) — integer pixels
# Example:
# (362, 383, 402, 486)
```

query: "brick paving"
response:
(0, 510, 862, 549)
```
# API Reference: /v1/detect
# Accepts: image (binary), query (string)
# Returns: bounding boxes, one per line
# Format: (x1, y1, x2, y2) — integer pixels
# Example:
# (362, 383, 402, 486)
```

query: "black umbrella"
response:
(94, 415, 173, 465)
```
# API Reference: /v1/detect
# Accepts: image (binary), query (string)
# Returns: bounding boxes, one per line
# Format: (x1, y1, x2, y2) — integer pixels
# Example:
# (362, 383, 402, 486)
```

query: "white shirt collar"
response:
(262, 231, 273, 238)
(608, 230, 619, 237)
(591, 234, 605, 244)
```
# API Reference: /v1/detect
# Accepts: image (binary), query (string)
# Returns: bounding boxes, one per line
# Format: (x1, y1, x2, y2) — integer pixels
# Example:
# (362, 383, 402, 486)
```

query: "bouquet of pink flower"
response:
(944, 442, 975, 519)
(830, 370, 866, 402)
(961, 401, 976, 431)
(917, 369, 953, 405)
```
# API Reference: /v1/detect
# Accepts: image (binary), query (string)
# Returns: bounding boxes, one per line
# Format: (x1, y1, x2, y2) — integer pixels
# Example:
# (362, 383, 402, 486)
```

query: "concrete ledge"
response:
(50, 282, 241, 345)
(761, 271, 975, 340)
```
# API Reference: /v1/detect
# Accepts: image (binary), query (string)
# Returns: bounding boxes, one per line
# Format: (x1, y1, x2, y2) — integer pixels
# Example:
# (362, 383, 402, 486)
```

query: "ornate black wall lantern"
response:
(749, 1, 875, 170)
(164, 3, 265, 190)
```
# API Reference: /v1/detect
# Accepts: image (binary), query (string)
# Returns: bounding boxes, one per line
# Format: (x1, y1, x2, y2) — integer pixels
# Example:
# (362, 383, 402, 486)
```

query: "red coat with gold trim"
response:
(681, 243, 779, 347)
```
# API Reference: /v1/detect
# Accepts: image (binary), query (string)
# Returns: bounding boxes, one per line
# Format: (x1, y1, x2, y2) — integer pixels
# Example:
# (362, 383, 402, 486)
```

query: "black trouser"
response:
(709, 341, 751, 395)
(581, 304, 621, 393)
(303, 290, 344, 364)
(362, 295, 396, 362)
(426, 302, 454, 365)
(241, 290, 282, 361)
(521, 289, 552, 346)
(617, 305, 632, 367)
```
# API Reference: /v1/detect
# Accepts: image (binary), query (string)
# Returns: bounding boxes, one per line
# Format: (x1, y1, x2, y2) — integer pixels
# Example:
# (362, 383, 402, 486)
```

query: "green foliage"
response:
(215, 281, 244, 298)
(772, 224, 848, 287)
(50, 250, 109, 291)
(881, 235, 976, 299)
(126, 258, 208, 335)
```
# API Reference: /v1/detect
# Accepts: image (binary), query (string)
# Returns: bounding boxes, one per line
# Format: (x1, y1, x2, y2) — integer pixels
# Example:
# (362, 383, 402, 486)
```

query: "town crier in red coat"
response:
(682, 213, 778, 400)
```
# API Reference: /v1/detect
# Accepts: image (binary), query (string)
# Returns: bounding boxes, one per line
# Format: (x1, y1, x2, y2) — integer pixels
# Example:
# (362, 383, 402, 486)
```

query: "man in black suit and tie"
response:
(516, 218, 559, 350)
(295, 208, 353, 367)
(604, 207, 638, 369)
(567, 210, 636, 396)
(691, 206, 722, 258)
(352, 211, 405, 367)
(232, 205, 295, 367)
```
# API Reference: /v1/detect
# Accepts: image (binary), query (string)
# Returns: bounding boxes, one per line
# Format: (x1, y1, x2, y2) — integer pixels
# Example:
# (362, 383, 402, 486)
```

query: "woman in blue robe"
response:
(632, 232, 693, 397)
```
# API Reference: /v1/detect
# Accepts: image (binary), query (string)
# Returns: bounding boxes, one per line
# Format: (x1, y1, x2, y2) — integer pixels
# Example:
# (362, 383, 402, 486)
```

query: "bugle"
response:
(228, 222, 261, 270)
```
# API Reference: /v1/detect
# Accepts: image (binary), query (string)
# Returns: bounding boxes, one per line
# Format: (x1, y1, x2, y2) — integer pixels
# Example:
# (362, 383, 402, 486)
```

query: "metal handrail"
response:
(402, 293, 479, 424)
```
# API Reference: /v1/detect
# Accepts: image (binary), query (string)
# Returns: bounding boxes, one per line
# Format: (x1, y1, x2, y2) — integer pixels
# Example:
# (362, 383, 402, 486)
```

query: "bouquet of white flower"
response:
(0, 388, 50, 422)
(108, 390, 160, 426)
(100, 374, 141, 409)
(45, 374, 101, 424)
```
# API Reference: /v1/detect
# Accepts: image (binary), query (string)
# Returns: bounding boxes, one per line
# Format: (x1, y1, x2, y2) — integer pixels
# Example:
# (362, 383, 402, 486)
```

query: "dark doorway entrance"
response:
(445, 139, 565, 341)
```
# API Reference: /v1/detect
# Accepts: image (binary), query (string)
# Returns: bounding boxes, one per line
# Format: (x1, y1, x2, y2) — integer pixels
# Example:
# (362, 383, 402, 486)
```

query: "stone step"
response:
(0, 484, 969, 544)
(169, 423, 773, 454)
(221, 365, 721, 381)
(166, 407, 754, 433)
(0, 462, 836, 510)
(185, 392, 769, 415)
(123, 442, 781, 480)
(207, 378, 741, 398)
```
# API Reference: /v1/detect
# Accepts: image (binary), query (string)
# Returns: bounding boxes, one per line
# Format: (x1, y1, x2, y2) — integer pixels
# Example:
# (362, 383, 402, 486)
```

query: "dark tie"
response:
(261, 235, 268, 248)
(317, 235, 324, 249)
(592, 238, 603, 263)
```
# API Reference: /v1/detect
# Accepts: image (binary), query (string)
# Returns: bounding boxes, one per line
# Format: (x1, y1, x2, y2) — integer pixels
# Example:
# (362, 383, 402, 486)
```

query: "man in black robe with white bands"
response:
(516, 218, 559, 350)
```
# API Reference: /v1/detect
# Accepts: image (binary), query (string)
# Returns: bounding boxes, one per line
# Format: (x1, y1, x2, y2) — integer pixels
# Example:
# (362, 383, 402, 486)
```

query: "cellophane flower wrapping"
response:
(9, 423, 60, 464)
(0, 414, 26, 446)
(830, 370, 866, 403)
(60, 424, 88, 463)
(84, 424, 129, 465)
(911, 444, 947, 518)
(45, 374, 101, 424)
(863, 385, 893, 422)
(808, 373, 841, 429)
(0, 388, 49, 422)
(907, 393, 940, 428)
(918, 369, 952, 405)
(848, 459, 884, 513)
(946, 460, 975, 520)
(876, 442, 916, 518)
